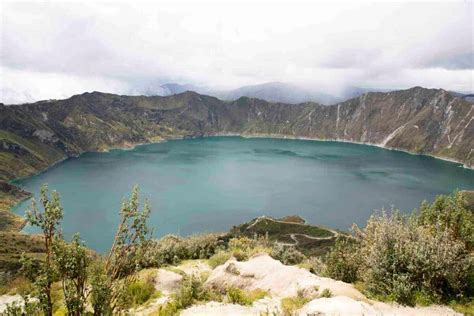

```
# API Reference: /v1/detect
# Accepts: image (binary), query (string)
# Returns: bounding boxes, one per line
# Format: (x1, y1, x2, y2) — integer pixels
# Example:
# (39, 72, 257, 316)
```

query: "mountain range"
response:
(1, 86, 472, 187)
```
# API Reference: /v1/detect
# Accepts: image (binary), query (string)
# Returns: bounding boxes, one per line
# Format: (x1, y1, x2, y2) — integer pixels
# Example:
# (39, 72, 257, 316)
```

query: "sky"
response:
(1, 0, 473, 104)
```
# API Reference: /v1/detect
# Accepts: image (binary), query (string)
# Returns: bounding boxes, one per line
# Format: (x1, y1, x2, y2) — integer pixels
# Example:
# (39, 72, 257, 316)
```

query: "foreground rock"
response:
(299, 296, 461, 316)
(0, 294, 23, 313)
(193, 254, 460, 316)
(205, 253, 364, 300)
(181, 297, 281, 316)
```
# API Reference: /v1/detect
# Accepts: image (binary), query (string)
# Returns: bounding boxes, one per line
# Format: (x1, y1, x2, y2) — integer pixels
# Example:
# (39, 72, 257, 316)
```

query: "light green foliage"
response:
(228, 236, 272, 261)
(117, 279, 161, 309)
(323, 237, 358, 283)
(208, 251, 232, 268)
(4, 296, 42, 316)
(142, 233, 224, 268)
(298, 256, 325, 275)
(22, 184, 63, 316)
(281, 290, 310, 316)
(145, 234, 271, 271)
(88, 260, 112, 316)
(158, 274, 221, 315)
(356, 211, 469, 305)
(92, 185, 152, 314)
(324, 191, 473, 306)
(271, 244, 306, 265)
(416, 191, 474, 250)
(226, 287, 267, 305)
(52, 234, 89, 315)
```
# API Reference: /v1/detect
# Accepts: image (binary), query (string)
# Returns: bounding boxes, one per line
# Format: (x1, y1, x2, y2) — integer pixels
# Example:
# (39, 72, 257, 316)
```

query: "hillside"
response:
(229, 216, 341, 257)
(0, 86, 472, 184)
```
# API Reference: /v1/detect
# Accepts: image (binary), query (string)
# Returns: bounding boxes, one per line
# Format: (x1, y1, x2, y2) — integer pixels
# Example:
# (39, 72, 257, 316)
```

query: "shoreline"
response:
(229, 133, 472, 170)
(10, 132, 473, 189)
(5, 132, 473, 209)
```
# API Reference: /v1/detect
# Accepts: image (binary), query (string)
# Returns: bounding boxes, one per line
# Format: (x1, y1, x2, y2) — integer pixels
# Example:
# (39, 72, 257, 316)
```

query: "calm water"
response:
(13, 137, 474, 252)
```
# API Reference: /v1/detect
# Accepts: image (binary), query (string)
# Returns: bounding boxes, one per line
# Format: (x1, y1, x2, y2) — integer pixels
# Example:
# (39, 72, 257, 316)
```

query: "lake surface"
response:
(13, 137, 474, 252)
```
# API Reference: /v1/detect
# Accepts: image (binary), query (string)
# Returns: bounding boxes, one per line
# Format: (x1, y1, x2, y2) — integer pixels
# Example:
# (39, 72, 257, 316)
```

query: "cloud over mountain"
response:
(1, 0, 472, 104)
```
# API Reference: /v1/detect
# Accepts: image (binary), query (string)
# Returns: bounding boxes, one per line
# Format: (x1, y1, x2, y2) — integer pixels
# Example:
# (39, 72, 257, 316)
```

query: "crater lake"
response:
(12, 136, 474, 252)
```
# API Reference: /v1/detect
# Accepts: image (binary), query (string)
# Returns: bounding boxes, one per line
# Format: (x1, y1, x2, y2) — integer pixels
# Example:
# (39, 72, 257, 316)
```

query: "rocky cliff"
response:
(0, 86, 472, 184)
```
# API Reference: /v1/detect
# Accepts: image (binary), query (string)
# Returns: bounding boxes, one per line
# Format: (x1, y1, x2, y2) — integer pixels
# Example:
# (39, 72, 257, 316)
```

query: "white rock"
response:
(153, 269, 183, 294)
(0, 294, 23, 313)
(205, 253, 364, 300)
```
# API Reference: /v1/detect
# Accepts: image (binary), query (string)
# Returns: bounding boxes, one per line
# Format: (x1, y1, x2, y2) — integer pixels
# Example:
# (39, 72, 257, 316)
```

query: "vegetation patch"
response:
(157, 274, 221, 316)
(323, 191, 473, 309)
(281, 290, 311, 316)
(229, 216, 338, 257)
(225, 287, 268, 305)
(118, 279, 162, 308)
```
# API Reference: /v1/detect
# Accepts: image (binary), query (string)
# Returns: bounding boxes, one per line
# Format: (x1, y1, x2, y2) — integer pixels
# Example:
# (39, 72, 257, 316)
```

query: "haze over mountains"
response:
(138, 82, 472, 106)
(158, 82, 346, 105)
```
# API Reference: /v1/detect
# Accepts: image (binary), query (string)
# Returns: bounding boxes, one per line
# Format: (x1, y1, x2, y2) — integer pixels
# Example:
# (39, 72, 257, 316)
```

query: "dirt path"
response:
(247, 216, 341, 247)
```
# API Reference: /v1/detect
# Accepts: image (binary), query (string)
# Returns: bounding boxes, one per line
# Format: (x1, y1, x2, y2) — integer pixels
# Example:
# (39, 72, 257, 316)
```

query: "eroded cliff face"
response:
(0, 87, 472, 182)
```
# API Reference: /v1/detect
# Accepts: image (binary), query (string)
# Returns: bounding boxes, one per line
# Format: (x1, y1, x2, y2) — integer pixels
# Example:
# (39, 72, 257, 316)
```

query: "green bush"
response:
(416, 191, 474, 250)
(227, 236, 272, 261)
(299, 256, 325, 275)
(281, 290, 310, 315)
(323, 238, 358, 283)
(158, 274, 221, 315)
(355, 212, 469, 305)
(208, 251, 232, 268)
(226, 287, 267, 305)
(323, 192, 473, 306)
(271, 244, 306, 265)
(142, 233, 225, 268)
(117, 279, 160, 308)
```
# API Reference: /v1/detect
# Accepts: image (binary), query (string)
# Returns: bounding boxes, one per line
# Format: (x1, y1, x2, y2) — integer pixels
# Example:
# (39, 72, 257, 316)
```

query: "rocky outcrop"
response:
(0, 87, 472, 185)
(196, 254, 461, 315)
(205, 254, 364, 299)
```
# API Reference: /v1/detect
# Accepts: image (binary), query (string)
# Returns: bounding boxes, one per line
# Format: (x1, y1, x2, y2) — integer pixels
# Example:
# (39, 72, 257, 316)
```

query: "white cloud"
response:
(1, 0, 472, 103)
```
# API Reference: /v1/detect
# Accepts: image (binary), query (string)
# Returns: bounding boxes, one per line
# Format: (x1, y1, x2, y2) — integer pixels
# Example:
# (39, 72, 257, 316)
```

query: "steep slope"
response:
(0, 86, 472, 186)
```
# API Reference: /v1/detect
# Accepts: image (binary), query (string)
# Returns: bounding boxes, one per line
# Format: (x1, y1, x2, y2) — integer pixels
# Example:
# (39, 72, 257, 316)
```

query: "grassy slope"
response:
(230, 216, 339, 256)
(0, 232, 45, 274)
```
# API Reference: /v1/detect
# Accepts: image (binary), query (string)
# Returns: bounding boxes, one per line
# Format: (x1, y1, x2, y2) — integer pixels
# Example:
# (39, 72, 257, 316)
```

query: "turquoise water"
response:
(12, 137, 474, 252)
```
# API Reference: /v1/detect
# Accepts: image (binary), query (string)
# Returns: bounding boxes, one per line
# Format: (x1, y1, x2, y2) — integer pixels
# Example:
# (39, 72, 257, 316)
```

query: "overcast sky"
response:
(1, 0, 472, 104)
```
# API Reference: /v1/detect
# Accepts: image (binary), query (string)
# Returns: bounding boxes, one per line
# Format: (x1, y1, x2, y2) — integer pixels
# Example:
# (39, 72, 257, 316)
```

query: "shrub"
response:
(323, 237, 358, 283)
(158, 274, 221, 315)
(142, 233, 225, 268)
(117, 279, 160, 308)
(226, 287, 267, 305)
(226, 236, 272, 261)
(0, 276, 33, 296)
(281, 290, 310, 315)
(323, 192, 473, 306)
(299, 256, 325, 275)
(208, 251, 233, 268)
(354, 210, 470, 305)
(416, 191, 474, 250)
(5, 297, 42, 316)
(271, 244, 306, 265)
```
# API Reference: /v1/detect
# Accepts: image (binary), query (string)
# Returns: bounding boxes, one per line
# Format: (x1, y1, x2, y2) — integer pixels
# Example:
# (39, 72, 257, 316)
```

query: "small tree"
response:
(23, 184, 63, 316)
(53, 234, 89, 316)
(90, 185, 152, 314)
